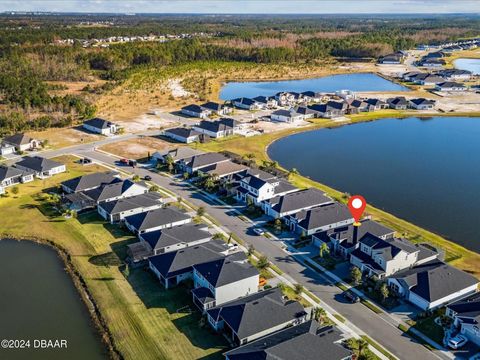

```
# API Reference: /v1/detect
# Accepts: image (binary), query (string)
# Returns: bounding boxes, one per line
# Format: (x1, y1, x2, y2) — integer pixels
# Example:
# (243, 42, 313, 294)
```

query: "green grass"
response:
(336, 282, 349, 292)
(397, 324, 437, 352)
(361, 335, 397, 360)
(333, 313, 346, 323)
(361, 299, 384, 314)
(280, 286, 310, 308)
(0, 156, 227, 360)
(412, 317, 445, 345)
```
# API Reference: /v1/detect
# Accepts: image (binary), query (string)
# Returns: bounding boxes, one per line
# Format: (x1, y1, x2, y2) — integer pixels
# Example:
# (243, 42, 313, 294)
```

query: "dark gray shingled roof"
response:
(84, 117, 113, 129)
(164, 127, 201, 138)
(194, 119, 237, 133)
(15, 156, 64, 172)
(391, 260, 479, 302)
(125, 206, 190, 232)
(148, 240, 229, 278)
(447, 293, 480, 322)
(3, 133, 33, 146)
(99, 192, 162, 215)
(207, 288, 307, 340)
(61, 171, 120, 193)
(293, 203, 353, 231)
(141, 223, 211, 251)
(182, 152, 230, 170)
(182, 104, 205, 113)
(224, 321, 352, 360)
(266, 188, 332, 214)
(155, 147, 204, 162)
(201, 101, 224, 112)
(0, 166, 27, 181)
(193, 255, 258, 287)
(359, 233, 418, 260)
(82, 179, 145, 203)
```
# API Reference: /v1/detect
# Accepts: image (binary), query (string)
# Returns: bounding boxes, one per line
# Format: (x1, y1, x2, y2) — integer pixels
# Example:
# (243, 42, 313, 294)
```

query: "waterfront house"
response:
(346, 99, 371, 113)
(224, 321, 353, 360)
(409, 98, 435, 110)
(275, 92, 296, 106)
(152, 147, 204, 164)
(206, 288, 309, 346)
(285, 202, 354, 236)
(365, 98, 389, 110)
(192, 253, 259, 312)
(418, 74, 444, 86)
(263, 188, 332, 219)
(293, 105, 320, 119)
(0, 166, 34, 189)
(252, 96, 278, 109)
(402, 71, 423, 82)
(435, 82, 466, 92)
(2, 133, 40, 152)
(83, 118, 118, 136)
(200, 101, 232, 116)
(197, 160, 247, 179)
(15, 156, 66, 179)
(192, 118, 239, 138)
(446, 293, 480, 347)
(438, 69, 472, 81)
(232, 98, 261, 110)
(177, 152, 231, 175)
(98, 192, 164, 223)
(236, 173, 297, 205)
(387, 97, 409, 110)
(163, 127, 201, 143)
(271, 109, 305, 123)
(61, 171, 121, 194)
(301, 91, 322, 103)
(388, 260, 479, 310)
(378, 52, 404, 64)
(124, 206, 191, 235)
(181, 104, 211, 119)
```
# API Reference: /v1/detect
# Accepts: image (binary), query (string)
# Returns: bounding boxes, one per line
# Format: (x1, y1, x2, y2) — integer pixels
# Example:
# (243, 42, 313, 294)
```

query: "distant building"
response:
(181, 104, 211, 119)
(83, 118, 118, 136)
(435, 82, 466, 92)
(163, 127, 201, 143)
(271, 109, 305, 123)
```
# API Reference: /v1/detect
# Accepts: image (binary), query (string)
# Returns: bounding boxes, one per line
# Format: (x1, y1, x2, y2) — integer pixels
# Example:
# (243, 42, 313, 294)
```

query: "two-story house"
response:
(236, 173, 297, 206)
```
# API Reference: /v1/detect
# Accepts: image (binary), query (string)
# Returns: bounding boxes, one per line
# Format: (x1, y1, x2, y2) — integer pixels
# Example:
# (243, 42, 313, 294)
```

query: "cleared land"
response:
(0, 156, 227, 360)
(98, 136, 174, 159)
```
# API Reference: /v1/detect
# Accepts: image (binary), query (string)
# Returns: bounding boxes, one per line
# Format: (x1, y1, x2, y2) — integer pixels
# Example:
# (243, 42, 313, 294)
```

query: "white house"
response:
(271, 109, 304, 123)
(0, 143, 15, 156)
(236, 173, 297, 205)
(232, 98, 261, 110)
(97, 192, 164, 223)
(446, 293, 480, 347)
(14, 156, 66, 179)
(163, 127, 201, 143)
(2, 133, 40, 152)
(83, 118, 118, 135)
(409, 98, 435, 110)
(0, 166, 34, 189)
(435, 82, 466, 92)
(124, 206, 191, 234)
(201, 102, 232, 116)
(192, 118, 239, 138)
(252, 96, 277, 109)
(181, 104, 211, 119)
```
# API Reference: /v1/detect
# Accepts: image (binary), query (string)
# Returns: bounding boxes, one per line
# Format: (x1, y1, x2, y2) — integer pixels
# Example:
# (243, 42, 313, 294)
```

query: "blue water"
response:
(268, 117, 480, 253)
(454, 58, 480, 75)
(219, 73, 409, 100)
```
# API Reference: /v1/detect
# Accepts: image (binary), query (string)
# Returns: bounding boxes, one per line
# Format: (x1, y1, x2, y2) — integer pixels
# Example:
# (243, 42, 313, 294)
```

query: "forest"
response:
(0, 13, 479, 134)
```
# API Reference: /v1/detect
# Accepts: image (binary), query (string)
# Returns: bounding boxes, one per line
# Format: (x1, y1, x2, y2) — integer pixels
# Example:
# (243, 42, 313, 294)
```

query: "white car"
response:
(253, 227, 265, 236)
(448, 334, 468, 349)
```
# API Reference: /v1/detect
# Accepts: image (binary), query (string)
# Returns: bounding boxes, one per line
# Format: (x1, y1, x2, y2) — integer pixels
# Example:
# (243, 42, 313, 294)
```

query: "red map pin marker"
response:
(348, 195, 367, 226)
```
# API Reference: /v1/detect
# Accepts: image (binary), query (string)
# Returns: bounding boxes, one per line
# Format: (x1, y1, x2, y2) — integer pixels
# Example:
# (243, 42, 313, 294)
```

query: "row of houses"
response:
(417, 38, 480, 68)
(0, 156, 66, 195)
(402, 69, 472, 92)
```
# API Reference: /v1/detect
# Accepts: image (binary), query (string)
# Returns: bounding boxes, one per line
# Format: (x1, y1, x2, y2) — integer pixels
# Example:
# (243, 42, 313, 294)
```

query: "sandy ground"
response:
(116, 113, 180, 133)
(168, 79, 191, 98)
(27, 127, 102, 149)
(98, 136, 174, 159)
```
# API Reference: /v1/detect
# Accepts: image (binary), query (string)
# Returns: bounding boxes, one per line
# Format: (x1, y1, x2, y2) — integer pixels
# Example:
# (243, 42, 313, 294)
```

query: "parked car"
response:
(80, 157, 92, 164)
(253, 227, 265, 236)
(144, 175, 152, 181)
(342, 290, 360, 303)
(448, 335, 468, 349)
(129, 160, 137, 167)
(119, 158, 129, 165)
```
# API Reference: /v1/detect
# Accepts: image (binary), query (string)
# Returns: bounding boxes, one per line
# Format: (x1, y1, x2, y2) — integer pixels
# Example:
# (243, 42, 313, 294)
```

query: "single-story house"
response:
(61, 171, 121, 194)
(409, 98, 435, 110)
(98, 192, 164, 223)
(300, 91, 322, 103)
(197, 160, 247, 179)
(435, 82, 466, 92)
(263, 188, 332, 219)
(177, 152, 230, 175)
(163, 127, 201, 143)
(192, 253, 259, 312)
(81, 179, 148, 205)
(388, 260, 479, 310)
(232, 98, 261, 110)
(224, 320, 353, 360)
(152, 147, 204, 164)
(14, 156, 66, 179)
(346, 99, 372, 113)
(252, 96, 277, 109)
(402, 71, 423, 82)
(418, 75, 444, 86)
(365, 98, 389, 110)
(0, 143, 15, 156)
(83, 118, 118, 135)
(124, 206, 191, 234)
(378, 53, 403, 64)
(286, 202, 354, 236)
(0, 166, 34, 188)
(275, 92, 296, 106)
(206, 287, 309, 346)
(446, 293, 480, 347)
(438, 69, 472, 81)
(193, 118, 239, 138)
(181, 104, 211, 119)
(2, 133, 40, 152)
(148, 240, 230, 288)
(387, 97, 409, 110)
(201, 101, 232, 116)
(420, 58, 446, 68)
(293, 106, 319, 119)
(271, 109, 304, 123)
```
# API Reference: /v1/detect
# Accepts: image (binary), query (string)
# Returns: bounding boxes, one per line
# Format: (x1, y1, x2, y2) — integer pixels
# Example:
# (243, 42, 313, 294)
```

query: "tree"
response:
(274, 218, 282, 234)
(247, 244, 255, 257)
(203, 175, 217, 192)
(350, 266, 362, 286)
(165, 154, 174, 173)
(182, 172, 189, 180)
(132, 174, 140, 182)
(357, 339, 369, 358)
(288, 167, 299, 179)
(257, 256, 269, 270)
(313, 307, 327, 324)
(380, 283, 390, 302)
(293, 283, 304, 296)
(197, 206, 205, 217)
(319, 242, 330, 258)
(42, 139, 49, 148)
(149, 185, 160, 192)
(10, 186, 19, 196)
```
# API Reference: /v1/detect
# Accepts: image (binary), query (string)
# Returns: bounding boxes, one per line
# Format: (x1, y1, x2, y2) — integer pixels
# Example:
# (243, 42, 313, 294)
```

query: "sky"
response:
(1, 0, 479, 14)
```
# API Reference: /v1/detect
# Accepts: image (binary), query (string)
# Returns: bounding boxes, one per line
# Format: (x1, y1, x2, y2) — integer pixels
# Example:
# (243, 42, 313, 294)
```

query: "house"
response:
(206, 287, 309, 346)
(197, 160, 248, 179)
(378, 53, 404, 64)
(293, 105, 320, 119)
(420, 58, 446, 68)
(61, 171, 120, 194)
(387, 97, 409, 110)
(124, 206, 191, 234)
(275, 92, 296, 106)
(139, 223, 212, 256)
(236, 173, 297, 205)
(232, 98, 261, 110)
(0, 143, 15, 156)
(308, 104, 338, 118)
(148, 240, 232, 288)
(312, 219, 395, 258)
(409, 98, 435, 110)
(438, 69, 472, 81)
(0, 166, 34, 189)
(346, 99, 371, 113)
(2, 133, 40, 152)
(271, 109, 304, 123)
(163, 127, 201, 143)
(152, 147, 204, 164)
(418, 75, 444, 86)
(98, 192, 164, 223)
(388, 260, 479, 310)
(252, 96, 277, 109)
(402, 71, 423, 82)
(335, 90, 356, 100)
(83, 118, 118, 135)
(15, 156, 66, 179)
(192, 253, 259, 311)
(177, 152, 230, 175)
(446, 293, 480, 347)
(82, 179, 148, 204)
(181, 104, 211, 119)
(435, 82, 466, 92)
(192, 118, 239, 138)
(300, 91, 322, 103)
(365, 98, 388, 110)
(285, 203, 353, 236)
(350, 233, 424, 279)
(201, 101, 232, 116)
(224, 321, 353, 360)
(263, 188, 332, 219)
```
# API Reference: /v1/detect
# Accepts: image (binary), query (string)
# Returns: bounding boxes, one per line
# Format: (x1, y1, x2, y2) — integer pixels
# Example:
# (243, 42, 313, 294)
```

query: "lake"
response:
(268, 117, 480, 253)
(0, 239, 107, 360)
(219, 73, 409, 100)
(454, 58, 480, 75)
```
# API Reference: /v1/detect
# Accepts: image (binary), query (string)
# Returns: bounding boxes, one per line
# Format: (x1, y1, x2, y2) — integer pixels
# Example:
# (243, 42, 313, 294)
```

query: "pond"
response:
(219, 73, 409, 100)
(454, 58, 480, 75)
(0, 239, 107, 360)
(268, 117, 480, 253)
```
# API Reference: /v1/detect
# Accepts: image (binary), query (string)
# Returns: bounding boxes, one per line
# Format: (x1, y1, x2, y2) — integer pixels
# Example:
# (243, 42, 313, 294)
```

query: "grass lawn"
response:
(413, 316, 445, 345)
(280, 285, 311, 308)
(0, 156, 227, 360)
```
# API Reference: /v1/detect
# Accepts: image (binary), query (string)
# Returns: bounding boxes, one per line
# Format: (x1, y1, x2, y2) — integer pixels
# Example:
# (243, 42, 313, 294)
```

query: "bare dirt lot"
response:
(98, 136, 174, 159)
(27, 127, 102, 149)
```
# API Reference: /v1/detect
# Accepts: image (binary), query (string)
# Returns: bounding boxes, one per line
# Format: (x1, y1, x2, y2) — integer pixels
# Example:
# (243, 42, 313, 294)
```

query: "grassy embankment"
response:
(195, 113, 480, 278)
(0, 156, 226, 360)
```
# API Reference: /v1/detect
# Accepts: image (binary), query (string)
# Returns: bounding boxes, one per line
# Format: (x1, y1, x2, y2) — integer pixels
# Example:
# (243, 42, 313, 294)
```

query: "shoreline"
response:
(1, 235, 123, 360)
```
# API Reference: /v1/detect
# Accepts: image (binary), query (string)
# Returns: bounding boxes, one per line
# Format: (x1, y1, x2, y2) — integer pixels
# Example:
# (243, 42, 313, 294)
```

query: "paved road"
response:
(72, 149, 443, 360)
